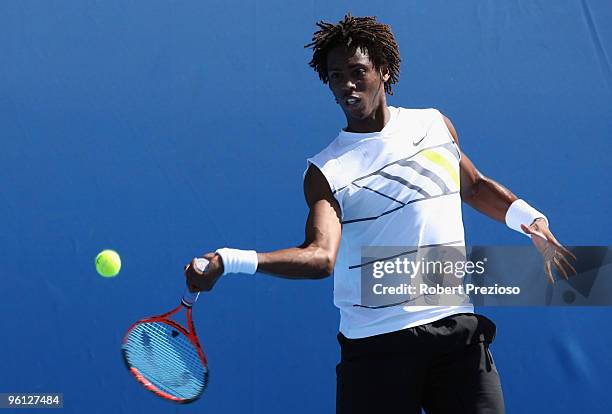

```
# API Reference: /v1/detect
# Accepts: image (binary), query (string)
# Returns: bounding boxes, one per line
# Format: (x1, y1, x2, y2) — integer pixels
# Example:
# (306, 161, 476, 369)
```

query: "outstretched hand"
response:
(184, 252, 225, 292)
(521, 218, 577, 284)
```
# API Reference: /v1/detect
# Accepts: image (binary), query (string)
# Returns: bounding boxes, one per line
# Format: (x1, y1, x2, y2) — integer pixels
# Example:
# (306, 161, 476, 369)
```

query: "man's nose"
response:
(341, 79, 357, 93)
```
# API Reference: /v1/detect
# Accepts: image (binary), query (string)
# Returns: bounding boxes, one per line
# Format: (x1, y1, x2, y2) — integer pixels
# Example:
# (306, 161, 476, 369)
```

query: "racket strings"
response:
(123, 322, 208, 400)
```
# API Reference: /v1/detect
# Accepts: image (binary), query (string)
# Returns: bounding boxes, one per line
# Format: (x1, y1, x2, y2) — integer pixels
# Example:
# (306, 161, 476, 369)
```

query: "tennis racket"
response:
(121, 258, 210, 403)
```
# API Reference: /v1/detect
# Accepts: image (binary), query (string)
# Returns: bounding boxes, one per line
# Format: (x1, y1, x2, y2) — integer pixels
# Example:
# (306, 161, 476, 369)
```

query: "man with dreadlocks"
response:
(185, 13, 576, 414)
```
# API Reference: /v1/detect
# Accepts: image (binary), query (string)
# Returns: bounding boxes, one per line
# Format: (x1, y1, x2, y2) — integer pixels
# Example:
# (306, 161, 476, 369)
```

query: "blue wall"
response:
(1, 1, 610, 412)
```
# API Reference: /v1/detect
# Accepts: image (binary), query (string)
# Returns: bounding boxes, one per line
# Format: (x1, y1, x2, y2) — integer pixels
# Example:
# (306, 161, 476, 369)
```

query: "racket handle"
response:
(182, 289, 200, 307)
(181, 258, 210, 307)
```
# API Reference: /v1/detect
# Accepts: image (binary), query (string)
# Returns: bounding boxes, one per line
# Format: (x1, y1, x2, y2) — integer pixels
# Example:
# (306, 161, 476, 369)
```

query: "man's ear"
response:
(379, 63, 391, 83)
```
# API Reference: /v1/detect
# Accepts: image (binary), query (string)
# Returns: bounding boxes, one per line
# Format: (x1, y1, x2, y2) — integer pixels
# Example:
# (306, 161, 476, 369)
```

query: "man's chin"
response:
(343, 105, 369, 121)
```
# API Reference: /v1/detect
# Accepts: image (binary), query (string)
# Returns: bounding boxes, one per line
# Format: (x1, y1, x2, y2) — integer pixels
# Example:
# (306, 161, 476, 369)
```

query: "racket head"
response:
(121, 307, 209, 403)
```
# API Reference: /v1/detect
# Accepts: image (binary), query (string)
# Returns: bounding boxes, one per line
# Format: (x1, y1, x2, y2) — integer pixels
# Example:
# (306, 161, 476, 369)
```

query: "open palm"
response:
(521, 219, 577, 284)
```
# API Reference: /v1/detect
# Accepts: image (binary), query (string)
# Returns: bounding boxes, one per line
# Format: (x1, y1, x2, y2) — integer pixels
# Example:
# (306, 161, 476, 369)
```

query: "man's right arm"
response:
(185, 164, 342, 290)
(256, 164, 342, 279)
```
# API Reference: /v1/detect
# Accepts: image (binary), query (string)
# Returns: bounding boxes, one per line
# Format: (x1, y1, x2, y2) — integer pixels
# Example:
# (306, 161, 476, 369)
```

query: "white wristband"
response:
(505, 199, 548, 236)
(216, 248, 258, 275)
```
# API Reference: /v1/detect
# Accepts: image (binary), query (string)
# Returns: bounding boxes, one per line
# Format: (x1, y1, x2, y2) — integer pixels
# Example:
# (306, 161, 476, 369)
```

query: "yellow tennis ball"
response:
(95, 249, 121, 277)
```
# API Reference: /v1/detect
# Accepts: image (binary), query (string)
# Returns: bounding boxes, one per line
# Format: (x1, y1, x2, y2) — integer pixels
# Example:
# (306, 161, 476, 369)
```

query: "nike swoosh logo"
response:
(413, 132, 427, 146)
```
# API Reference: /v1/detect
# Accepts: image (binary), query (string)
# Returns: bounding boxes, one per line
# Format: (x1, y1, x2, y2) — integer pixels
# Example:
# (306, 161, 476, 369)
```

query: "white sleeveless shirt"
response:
(305, 107, 473, 339)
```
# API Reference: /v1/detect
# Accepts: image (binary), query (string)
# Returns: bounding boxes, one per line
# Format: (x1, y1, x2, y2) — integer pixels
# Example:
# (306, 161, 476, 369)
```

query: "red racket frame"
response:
(121, 302, 209, 403)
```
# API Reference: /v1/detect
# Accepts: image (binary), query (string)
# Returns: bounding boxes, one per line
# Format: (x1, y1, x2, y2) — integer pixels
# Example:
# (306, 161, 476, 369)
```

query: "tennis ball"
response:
(95, 249, 121, 277)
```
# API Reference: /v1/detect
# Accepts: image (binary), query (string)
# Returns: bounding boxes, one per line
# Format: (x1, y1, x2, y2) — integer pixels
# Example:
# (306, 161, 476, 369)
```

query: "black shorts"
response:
(336, 313, 505, 414)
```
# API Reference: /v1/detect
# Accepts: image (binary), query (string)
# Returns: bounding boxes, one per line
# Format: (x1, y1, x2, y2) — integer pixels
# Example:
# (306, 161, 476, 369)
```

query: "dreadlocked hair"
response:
(305, 12, 401, 95)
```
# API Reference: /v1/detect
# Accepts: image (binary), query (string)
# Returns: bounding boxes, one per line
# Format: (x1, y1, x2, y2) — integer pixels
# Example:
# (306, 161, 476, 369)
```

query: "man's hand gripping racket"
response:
(121, 258, 210, 403)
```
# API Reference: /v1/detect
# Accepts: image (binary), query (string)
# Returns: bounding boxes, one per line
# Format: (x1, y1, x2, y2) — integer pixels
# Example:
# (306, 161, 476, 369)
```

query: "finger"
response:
(522, 224, 546, 240)
(560, 246, 577, 261)
(553, 256, 569, 280)
(540, 234, 576, 262)
(546, 236, 571, 254)
(187, 273, 211, 292)
(186, 271, 205, 291)
(545, 261, 554, 284)
(544, 244, 557, 261)
(559, 255, 577, 276)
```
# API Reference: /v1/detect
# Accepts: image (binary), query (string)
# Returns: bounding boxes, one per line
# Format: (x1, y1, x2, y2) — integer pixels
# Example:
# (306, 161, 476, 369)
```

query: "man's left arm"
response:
(441, 114, 576, 283)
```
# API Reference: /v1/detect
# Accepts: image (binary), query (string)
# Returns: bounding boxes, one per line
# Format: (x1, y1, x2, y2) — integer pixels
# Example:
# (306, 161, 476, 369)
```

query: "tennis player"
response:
(185, 13, 576, 414)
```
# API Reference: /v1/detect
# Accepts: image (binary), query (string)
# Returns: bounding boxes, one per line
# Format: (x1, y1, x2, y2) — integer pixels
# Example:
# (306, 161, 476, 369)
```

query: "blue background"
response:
(1, 0, 611, 412)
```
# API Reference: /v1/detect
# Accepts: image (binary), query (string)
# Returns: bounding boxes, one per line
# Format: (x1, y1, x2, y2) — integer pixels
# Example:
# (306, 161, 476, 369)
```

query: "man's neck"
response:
(345, 105, 391, 133)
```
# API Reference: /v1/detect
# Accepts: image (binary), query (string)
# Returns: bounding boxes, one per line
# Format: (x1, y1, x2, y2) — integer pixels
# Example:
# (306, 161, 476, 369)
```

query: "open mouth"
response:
(345, 96, 361, 106)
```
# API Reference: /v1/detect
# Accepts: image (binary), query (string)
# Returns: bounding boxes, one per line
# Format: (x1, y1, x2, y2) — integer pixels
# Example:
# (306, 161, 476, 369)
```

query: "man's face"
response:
(326, 45, 390, 121)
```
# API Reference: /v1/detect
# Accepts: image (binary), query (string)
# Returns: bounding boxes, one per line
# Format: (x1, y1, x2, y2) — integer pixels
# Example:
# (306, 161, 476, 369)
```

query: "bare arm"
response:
(185, 164, 342, 290)
(442, 114, 519, 222)
(442, 113, 576, 282)
(256, 164, 342, 279)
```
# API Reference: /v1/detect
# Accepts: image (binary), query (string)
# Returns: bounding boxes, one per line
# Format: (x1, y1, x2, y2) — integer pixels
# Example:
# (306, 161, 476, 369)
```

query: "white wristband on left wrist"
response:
(505, 199, 548, 237)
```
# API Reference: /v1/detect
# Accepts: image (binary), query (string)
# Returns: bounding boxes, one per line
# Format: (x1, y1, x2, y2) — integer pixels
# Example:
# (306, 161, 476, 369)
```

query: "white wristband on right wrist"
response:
(505, 199, 548, 237)
(215, 248, 258, 275)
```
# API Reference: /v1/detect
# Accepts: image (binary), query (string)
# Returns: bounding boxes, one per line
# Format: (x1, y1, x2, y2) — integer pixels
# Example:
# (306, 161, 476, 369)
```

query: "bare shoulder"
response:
(303, 164, 342, 217)
(303, 164, 334, 205)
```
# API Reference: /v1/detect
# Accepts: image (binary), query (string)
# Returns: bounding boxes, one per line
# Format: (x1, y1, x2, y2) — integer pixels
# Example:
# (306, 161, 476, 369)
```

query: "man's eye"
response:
(330, 73, 340, 80)
(355, 69, 366, 77)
